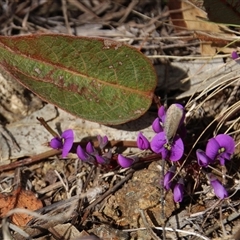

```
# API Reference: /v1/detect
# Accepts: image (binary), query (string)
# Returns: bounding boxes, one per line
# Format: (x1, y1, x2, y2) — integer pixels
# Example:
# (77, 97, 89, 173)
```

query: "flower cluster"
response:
(49, 131, 134, 169)
(136, 104, 235, 203)
(136, 104, 188, 202)
(195, 134, 235, 199)
(196, 134, 235, 167)
(76, 135, 113, 166)
(138, 104, 185, 161)
(49, 103, 236, 203)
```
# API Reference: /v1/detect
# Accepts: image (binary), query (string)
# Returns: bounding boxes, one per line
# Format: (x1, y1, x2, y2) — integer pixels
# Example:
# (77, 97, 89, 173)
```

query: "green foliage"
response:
(0, 34, 157, 125)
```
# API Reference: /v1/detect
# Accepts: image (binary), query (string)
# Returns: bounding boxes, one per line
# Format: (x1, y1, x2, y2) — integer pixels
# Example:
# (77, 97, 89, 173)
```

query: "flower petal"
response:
(158, 106, 166, 121)
(169, 136, 184, 161)
(163, 166, 176, 190)
(86, 142, 95, 154)
(173, 178, 184, 203)
(161, 146, 169, 159)
(196, 149, 211, 167)
(61, 129, 74, 157)
(152, 118, 163, 133)
(150, 132, 166, 154)
(50, 137, 63, 149)
(96, 155, 109, 165)
(215, 134, 235, 155)
(232, 51, 239, 60)
(117, 154, 134, 168)
(61, 129, 74, 140)
(97, 135, 108, 149)
(77, 145, 88, 161)
(205, 138, 220, 160)
(137, 132, 150, 150)
(209, 174, 228, 199)
(219, 152, 231, 165)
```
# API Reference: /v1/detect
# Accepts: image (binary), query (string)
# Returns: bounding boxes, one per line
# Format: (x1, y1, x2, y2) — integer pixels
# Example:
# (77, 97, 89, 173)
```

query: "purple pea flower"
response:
(50, 129, 74, 158)
(232, 51, 239, 60)
(86, 142, 96, 155)
(152, 118, 163, 133)
(152, 104, 186, 141)
(137, 132, 150, 150)
(196, 149, 212, 167)
(208, 174, 228, 199)
(77, 145, 95, 163)
(150, 131, 184, 161)
(97, 135, 108, 149)
(173, 178, 185, 203)
(117, 154, 136, 168)
(205, 134, 235, 165)
(96, 150, 112, 165)
(95, 154, 109, 165)
(152, 106, 165, 133)
(163, 166, 176, 190)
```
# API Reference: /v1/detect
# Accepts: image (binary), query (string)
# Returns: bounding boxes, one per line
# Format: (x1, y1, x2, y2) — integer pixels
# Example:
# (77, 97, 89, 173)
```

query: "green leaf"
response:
(0, 34, 156, 125)
(204, 0, 240, 25)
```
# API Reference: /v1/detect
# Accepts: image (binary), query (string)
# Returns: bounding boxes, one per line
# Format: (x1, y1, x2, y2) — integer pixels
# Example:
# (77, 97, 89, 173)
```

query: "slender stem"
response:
(161, 159, 166, 240)
(37, 117, 59, 137)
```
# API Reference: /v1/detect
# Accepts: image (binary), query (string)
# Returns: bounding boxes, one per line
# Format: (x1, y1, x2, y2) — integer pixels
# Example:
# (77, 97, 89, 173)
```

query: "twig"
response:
(80, 169, 134, 224)
(139, 209, 161, 240)
(219, 205, 227, 237)
(66, 0, 99, 19)
(0, 140, 138, 172)
(123, 226, 210, 240)
(61, 0, 72, 35)
(119, 0, 139, 24)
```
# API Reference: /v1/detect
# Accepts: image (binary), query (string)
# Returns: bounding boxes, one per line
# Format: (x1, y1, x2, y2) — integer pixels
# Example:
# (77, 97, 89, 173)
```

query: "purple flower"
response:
(117, 154, 136, 168)
(158, 106, 166, 120)
(152, 104, 186, 140)
(76, 145, 95, 163)
(50, 129, 74, 157)
(150, 132, 184, 161)
(163, 166, 176, 190)
(137, 132, 150, 150)
(208, 174, 228, 199)
(97, 135, 108, 149)
(205, 134, 235, 165)
(152, 117, 164, 133)
(96, 150, 112, 165)
(152, 106, 166, 133)
(173, 178, 184, 203)
(232, 51, 239, 60)
(196, 149, 212, 167)
(86, 142, 96, 155)
(95, 154, 110, 165)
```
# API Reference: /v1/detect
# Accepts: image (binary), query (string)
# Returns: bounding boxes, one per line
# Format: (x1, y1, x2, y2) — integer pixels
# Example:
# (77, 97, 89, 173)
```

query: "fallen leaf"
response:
(168, 0, 235, 55)
(203, 0, 240, 25)
(0, 187, 43, 226)
(0, 34, 157, 125)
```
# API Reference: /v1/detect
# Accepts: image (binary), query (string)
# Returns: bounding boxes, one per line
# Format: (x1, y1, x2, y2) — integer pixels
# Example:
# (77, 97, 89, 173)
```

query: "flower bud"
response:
(137, 132, 150, 150)
(117, 154, 135, 168)
(163, 166, 176, 190)
(173, 178, 184, 203)
(208, 173, 228, 199)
